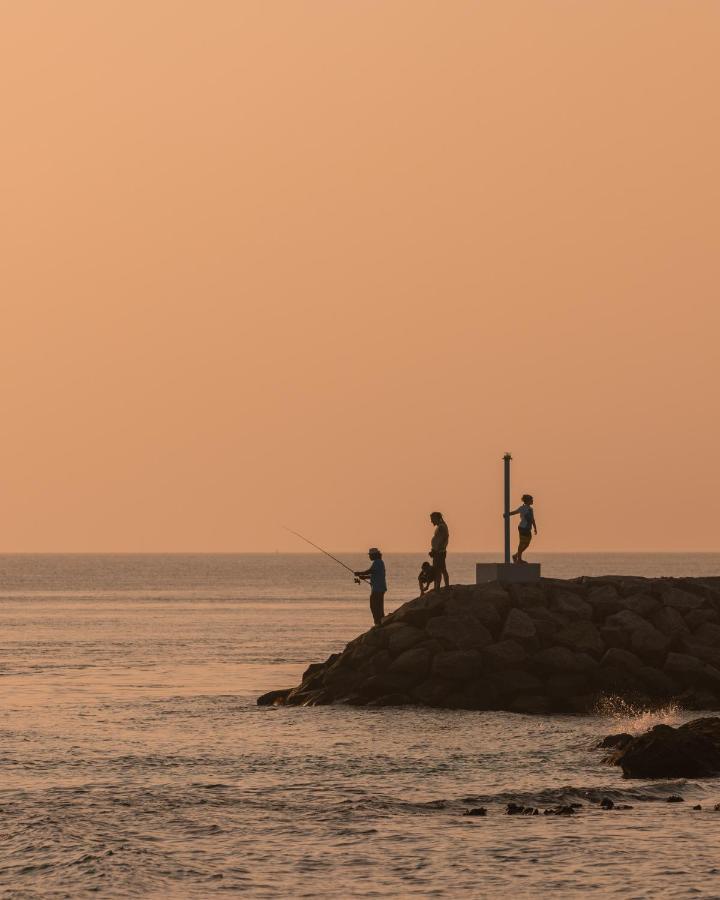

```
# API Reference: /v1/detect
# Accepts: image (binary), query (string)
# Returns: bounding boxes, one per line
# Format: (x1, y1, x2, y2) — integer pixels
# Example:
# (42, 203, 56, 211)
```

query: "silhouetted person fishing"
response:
(429, 512, 449, 591)
(284, 528, 384, 623)
(354, 548, 387, 625)
(504, 494, 537, 563)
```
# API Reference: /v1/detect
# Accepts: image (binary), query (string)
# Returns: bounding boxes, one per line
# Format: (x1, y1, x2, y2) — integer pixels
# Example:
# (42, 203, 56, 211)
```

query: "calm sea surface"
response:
(2, 553, 720, 898)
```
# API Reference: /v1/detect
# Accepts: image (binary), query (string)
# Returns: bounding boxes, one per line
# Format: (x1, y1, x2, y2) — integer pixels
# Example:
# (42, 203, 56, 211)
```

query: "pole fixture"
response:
(503, 453, 512, 564)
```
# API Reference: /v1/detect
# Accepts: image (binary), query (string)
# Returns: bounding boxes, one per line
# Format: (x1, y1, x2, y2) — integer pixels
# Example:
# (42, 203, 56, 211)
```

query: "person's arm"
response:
(504, 507, 521, 518)
(354, 567, 371, 578)
(532, 512, 538, 534)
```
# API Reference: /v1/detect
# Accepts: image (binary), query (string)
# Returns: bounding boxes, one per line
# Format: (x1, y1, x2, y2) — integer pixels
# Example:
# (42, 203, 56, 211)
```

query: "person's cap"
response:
(431, 511, 443, 518)
(522, 494, 533, 503)
(368, 547, 380, 555)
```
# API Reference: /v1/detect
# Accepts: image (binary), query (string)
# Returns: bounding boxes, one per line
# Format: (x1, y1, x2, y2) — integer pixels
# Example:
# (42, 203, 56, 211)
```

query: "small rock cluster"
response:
(258, 575, 720, 713)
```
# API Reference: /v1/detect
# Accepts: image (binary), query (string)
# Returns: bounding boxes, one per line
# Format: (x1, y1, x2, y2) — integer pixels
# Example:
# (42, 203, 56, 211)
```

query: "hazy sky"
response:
(1, 1, 718, 553)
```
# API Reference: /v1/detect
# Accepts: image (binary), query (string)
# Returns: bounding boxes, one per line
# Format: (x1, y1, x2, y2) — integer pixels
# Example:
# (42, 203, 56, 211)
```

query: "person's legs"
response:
(433, 552, 448, 589)
(370, 591, 385, 625)
(515, 531, 531, 562)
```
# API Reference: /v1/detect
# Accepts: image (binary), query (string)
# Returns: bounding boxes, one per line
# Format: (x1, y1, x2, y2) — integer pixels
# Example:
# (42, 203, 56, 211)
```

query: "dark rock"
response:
(489, 669, 543, 697)
(446, 679, 499, 710)
(676, 688, 719, 710)
(693, 804, 702, 810)
(575, 651, 600, 673)
(601, 647, 643, 671)
(592, 665, 644, 695)
(525, 606, 564, 642)
(605, 609, 649, 635)
(665, 652, 704, 681)
(464, 807, 487, 816)
(636, 666, 679, 698)
(552, 592, 592, 621)
(600, 797, 614, 809)
(323, 665, 364, 694)
(358, 673, 414, 699)
(506, 803, 538, 815)
(483, 640, 526, 670)
(501, 608, 538, 643)
(600, 625, 630, 650)
(432, 649, 483, 681)
(630, 625, 669, 659)
(385, 623, 425, 656)
(412, 676, 454, 707)
(388, 646, 433, 678)
(686, 609, 720, 630)
(587, 584, 624, 618)
(445, 592, 505, 629)
(692, 622, 720, 646)
(652, 606, 690, 641)
(426, 614, 493, 650)
(662, 588, 704, 611)
(544, 673, 588, 700)
(533, 646, 585, 673)
(358, 648, 392, 676)
(555, 621, 604, 657)
(681, 641, 720, 668)
(624, 593, 660, 617)
(666, 795, 684, 802)
(256, 688, 292, 706)
(596, 733, 633, 750)
(544, 805, 576, 815)
(509, 585, 545, 608)
(302, 662, 326, 682)
(510, 694, 551, 714)
(611, 718, 720, 778)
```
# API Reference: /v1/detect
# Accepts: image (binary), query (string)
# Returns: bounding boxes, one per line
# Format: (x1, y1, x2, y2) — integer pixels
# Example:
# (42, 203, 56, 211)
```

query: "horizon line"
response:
(0, 550, 718, 556)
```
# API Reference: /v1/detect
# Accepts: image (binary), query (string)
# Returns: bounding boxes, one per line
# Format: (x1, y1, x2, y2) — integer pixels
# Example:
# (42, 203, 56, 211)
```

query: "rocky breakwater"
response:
(258, 575, 720, 713)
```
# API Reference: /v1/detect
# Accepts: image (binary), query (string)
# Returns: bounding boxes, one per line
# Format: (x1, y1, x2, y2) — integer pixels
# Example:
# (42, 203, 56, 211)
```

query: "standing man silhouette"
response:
(429, 512, 449, 591)
(354, 548, 387, 625)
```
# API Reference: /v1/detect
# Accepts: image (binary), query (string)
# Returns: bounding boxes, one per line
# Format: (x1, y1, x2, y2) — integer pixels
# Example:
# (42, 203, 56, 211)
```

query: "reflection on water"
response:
(1, 554, 720, 896)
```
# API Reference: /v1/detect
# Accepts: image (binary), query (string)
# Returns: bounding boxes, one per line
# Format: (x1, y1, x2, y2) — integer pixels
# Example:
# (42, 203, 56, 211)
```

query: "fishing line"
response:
(283, 526, 366, 586)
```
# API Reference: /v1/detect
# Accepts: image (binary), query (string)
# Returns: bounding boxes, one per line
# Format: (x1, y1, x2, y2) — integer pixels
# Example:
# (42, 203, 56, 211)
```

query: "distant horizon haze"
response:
(1, 1, 718, 553)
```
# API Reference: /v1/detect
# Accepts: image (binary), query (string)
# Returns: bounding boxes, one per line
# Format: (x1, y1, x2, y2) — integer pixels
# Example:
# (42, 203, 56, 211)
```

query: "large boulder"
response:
(608, 718, 720, 778)
(432, 649, 483, 681)
(426, 614, 493, 650)
(501, 608, 538, 644)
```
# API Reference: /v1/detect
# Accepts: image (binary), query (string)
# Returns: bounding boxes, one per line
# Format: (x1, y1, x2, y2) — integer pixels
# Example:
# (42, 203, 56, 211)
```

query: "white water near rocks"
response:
(2, 553, 720, 897)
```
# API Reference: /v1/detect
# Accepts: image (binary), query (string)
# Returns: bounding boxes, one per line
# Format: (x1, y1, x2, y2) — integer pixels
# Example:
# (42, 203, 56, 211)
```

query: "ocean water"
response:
(2, 552, 720, 898)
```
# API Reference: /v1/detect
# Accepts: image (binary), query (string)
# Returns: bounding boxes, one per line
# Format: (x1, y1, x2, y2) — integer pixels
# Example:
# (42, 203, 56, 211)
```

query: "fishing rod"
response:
(283, 526, 366, 586)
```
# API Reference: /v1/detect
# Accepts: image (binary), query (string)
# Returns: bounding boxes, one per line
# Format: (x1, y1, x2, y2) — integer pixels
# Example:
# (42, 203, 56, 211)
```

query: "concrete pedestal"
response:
(476, 562, 541, 585)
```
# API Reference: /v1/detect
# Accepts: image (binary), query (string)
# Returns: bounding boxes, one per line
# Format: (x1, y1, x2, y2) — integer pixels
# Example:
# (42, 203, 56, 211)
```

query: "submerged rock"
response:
(259, 576, 720, 713)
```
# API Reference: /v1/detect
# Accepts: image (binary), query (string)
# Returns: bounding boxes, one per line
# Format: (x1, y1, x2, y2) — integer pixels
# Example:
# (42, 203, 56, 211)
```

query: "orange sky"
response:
(1, 1, 719, 553)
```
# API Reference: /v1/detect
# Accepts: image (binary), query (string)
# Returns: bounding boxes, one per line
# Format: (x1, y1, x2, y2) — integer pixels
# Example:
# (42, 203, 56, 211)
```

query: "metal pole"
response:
(503, 453, 512, 563)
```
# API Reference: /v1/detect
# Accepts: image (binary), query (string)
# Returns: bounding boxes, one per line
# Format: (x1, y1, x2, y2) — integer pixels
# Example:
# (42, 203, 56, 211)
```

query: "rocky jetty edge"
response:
(258, 575, 720, 713)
